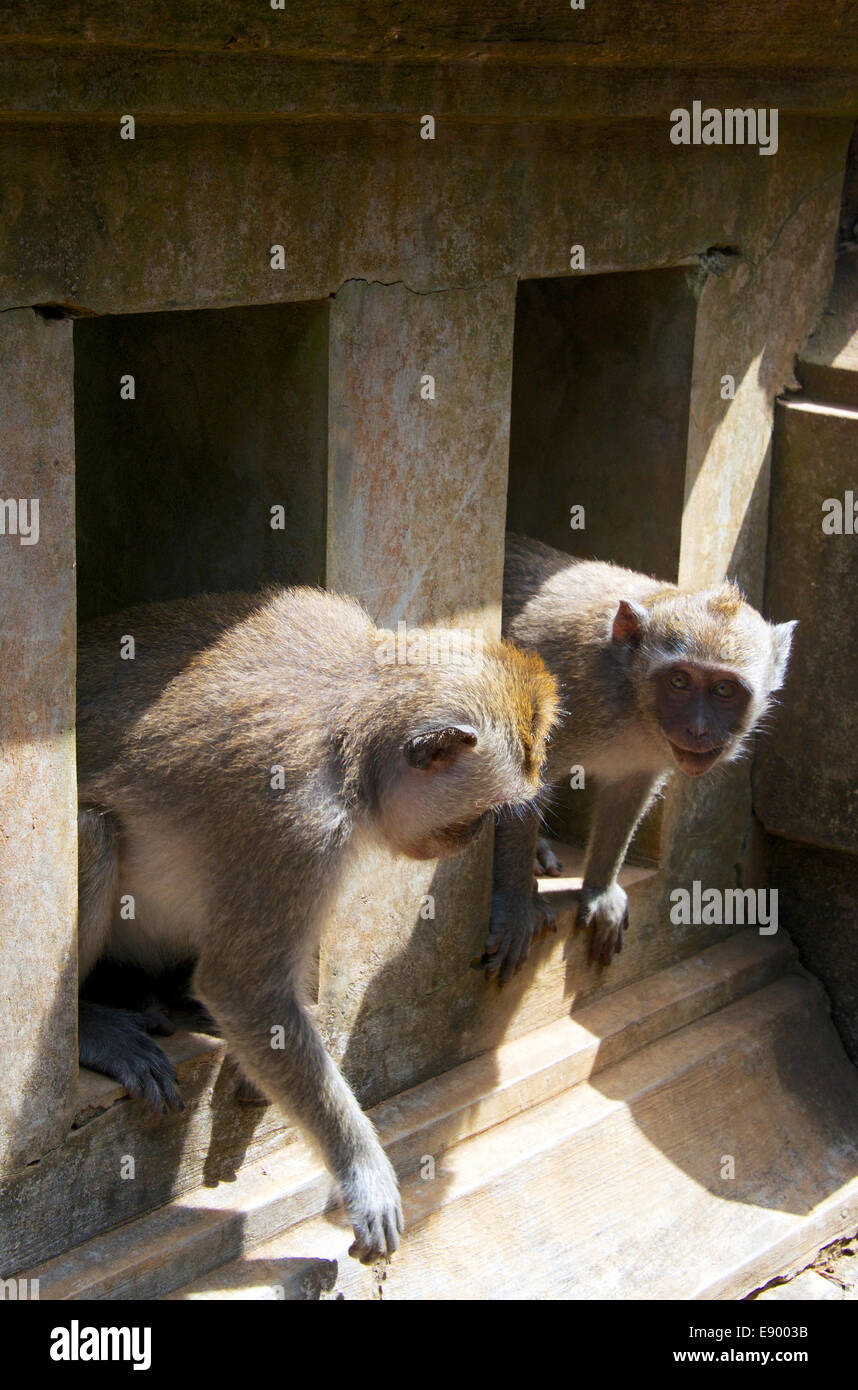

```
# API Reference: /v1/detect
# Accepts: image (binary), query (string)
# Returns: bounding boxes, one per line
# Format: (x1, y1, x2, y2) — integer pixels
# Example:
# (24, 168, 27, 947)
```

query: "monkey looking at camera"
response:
(482, 533, 796, 981)
(76, 585, 558, 1262)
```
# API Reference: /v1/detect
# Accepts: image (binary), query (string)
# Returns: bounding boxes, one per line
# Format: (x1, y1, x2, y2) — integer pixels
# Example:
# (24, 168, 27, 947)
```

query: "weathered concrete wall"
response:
(756, 397, 858, 852)
(755, 378, 858, 1065)
(323, 277, 515, 1102)
(2, 3, 858, 124)
(4, 1, 858, 68)
(0, 78, 852, 1167)
(0, 310, 77, 1173)
(75, 301, 328, 622)
(658, 174, 843, 989)
(0, 118, 849, 316)
(317, 137, 844, 1103)
(766, 837, 858, 1065)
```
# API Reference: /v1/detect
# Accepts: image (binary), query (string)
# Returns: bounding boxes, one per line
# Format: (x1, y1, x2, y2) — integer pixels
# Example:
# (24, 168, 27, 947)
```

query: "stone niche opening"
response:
(505, 268, 697, 860)
(73, 299, 330, 1038)
(74, 300, 329, 623)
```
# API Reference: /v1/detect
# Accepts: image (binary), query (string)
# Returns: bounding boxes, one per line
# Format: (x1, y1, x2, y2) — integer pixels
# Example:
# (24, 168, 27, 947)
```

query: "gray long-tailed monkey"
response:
(482, 533, 796, 981)
(76, 585, 558, 1262)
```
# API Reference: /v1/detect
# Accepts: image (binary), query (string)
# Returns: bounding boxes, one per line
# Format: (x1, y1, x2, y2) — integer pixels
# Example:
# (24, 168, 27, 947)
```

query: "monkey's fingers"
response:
(117, 1035, 184, 1114)
(483, 939, 522, 985)
(349, 1212, 400, 1264)
(480, 931, 509, 982)
(383, 1207, 403, 1254)
(500, 941, 527, 986)
(588, 912, 627, 967)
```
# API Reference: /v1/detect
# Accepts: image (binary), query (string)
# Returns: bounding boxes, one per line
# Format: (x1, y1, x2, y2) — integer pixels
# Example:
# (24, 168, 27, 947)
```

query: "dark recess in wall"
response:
(74, 300, 329, 623)
(505, 267, 698, 853)
(506, 267, 697, 580)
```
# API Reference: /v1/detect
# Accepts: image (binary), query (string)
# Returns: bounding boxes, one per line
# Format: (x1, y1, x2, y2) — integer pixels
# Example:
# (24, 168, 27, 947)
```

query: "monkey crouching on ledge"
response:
(483, 533, 796, 981)
(76, 585, 558, 1261)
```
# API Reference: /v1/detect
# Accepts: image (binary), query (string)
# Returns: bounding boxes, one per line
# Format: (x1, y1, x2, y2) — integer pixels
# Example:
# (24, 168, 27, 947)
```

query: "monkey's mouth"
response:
(667, 741, 724, 777)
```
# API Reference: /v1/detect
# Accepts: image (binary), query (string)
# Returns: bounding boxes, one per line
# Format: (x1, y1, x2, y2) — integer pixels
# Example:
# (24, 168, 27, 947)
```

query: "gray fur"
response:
(76, 584, 558, 1262)
(484, 534, 796, 974)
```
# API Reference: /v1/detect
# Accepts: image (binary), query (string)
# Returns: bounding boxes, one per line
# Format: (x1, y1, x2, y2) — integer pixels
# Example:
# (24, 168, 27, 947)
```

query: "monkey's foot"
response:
(481, 889, 556, 985)
(341, 1143, 404, 1264)
(576, 883, 629, 966)
(78, 998, 184, 1114)
(535, 837, 564, 877)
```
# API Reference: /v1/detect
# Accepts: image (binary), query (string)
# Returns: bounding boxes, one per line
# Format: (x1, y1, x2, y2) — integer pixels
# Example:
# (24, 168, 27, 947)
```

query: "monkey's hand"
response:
(576, 883, 628, 965)
(481, 889, 556, 985)
(341, 1136, 404, 1264)
(78, 999, 184, 1113)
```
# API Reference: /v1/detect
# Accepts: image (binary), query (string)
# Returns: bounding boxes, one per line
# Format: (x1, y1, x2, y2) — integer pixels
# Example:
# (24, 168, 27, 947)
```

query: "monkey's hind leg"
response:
(77, 807, 183, 1113)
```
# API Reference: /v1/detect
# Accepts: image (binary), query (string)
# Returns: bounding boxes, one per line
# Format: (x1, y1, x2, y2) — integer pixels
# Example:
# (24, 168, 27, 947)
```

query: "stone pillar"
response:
(661, 178, 841, 913)
(0, 310, 78, 1172)
(323, 277, 517, 1104)
(755, 393, 858, 1063)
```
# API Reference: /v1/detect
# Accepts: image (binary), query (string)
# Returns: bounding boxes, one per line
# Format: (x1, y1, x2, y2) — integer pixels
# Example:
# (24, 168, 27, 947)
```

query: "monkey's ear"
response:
(404, 725, 478, 770)
(611, 599, 647, 646)
(771, 619, 798, 687)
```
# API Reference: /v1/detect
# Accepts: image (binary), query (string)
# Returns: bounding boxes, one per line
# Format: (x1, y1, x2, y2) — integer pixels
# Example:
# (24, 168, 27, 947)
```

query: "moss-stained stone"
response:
(0, 309, 77, 1174)
(2, 54, 858, 125)
(2, 2, 858, 72)
(0, 118, 850, 317)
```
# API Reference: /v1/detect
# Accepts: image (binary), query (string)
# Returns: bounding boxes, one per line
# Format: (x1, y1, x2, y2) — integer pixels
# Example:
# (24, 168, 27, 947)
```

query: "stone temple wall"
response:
(1, 5, 856, 1201)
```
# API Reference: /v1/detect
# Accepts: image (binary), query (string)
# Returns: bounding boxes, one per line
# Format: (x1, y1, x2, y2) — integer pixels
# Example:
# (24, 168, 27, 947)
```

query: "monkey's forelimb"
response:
(483, 809, 556, 984)
(577, 773, 664, 965)
(194, 931, 402, 1264)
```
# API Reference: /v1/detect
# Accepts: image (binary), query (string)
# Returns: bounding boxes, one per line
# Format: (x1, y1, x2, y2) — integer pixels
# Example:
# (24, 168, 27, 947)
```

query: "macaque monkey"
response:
(483, 534, 796, 981)
(76, 586, 558, 1261)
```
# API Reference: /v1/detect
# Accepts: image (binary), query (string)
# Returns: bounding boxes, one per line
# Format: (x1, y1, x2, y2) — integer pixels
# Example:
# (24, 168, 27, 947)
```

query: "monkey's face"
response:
(379, 722, 543, 861)
(376, 647, 559, 861)
(613, 584, 796, 779)
(651, 663, 752, 777)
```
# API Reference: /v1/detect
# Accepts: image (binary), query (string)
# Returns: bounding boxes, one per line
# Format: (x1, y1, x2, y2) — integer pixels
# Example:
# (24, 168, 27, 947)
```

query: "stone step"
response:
(23, 929, 790, 1300)
(170, 973, 858, 1301)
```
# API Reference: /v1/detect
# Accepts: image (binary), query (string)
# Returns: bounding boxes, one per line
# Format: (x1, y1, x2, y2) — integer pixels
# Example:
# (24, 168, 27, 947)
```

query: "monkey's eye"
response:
(712, 679, 737, 700)
(669, 670, 691, 691)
